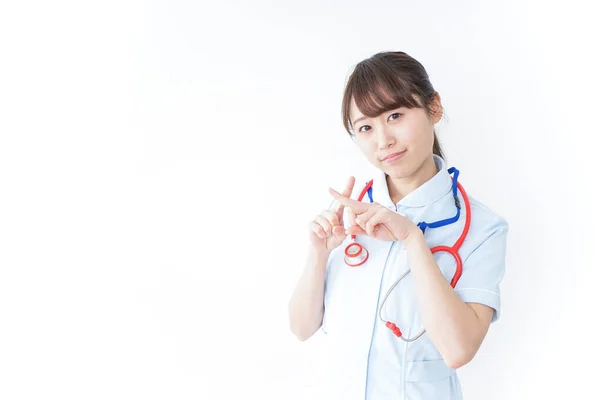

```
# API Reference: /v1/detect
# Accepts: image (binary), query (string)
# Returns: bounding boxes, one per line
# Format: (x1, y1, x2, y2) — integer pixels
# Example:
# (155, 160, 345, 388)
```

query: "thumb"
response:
(332, 225, 346, 239)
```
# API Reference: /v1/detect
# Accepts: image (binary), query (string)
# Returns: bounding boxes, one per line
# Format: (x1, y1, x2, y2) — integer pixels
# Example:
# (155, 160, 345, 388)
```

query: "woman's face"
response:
(349, 93, 442, 179)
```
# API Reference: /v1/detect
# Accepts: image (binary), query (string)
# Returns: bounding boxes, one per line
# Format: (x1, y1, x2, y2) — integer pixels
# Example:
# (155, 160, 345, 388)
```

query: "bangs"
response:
(342, 61, 424, 134)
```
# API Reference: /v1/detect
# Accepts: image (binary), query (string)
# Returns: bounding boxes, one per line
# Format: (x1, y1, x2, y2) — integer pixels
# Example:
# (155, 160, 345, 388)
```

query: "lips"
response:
(382, 150, 407, 162)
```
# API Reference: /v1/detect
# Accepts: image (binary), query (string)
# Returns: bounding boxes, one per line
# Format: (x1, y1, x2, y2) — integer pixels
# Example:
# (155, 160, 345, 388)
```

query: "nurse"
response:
(288, 51, 509, 399)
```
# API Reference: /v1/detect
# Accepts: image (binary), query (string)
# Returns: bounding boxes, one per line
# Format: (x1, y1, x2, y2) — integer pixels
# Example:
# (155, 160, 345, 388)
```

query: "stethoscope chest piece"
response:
(344, 239, 369, 267)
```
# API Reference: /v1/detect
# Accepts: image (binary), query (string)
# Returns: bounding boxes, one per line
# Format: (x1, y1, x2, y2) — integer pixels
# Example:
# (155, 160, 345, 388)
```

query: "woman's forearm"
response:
(403, 231, 486, 368)
(288, 247, 329, 341)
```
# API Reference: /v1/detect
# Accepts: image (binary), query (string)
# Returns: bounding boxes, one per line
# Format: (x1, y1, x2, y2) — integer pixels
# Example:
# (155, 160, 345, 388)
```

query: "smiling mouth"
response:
(382, 150, 407, 162)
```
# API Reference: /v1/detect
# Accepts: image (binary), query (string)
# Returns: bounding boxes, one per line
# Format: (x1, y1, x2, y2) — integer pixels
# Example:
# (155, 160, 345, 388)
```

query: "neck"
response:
(386, 156, 438, 204)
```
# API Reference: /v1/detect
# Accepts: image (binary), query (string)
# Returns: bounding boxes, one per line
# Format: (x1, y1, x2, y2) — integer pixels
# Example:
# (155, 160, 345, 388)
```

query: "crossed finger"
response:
(328, 186, 372, 215)
(335, 177, 356, 220)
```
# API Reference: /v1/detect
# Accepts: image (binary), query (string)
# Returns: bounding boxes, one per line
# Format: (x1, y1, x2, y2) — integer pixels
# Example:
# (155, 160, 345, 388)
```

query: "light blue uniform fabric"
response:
(321, 155, 509, 399)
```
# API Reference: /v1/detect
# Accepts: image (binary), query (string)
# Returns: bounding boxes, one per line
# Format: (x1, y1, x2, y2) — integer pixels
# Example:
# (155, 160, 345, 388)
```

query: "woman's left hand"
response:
(328, 186, 420, 243)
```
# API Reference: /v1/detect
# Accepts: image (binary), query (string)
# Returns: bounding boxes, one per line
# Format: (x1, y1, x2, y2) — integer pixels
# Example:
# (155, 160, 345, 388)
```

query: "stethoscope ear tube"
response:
(379, 179, 472, 342)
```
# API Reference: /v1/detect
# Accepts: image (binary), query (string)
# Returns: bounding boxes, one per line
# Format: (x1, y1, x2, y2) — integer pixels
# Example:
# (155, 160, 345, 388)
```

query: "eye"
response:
(358, 125, 371, 133)
(388, 112, 402, 121)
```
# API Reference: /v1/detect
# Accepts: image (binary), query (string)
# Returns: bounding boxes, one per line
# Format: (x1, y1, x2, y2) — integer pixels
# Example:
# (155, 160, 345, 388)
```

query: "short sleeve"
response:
(454, 220, 509, 323)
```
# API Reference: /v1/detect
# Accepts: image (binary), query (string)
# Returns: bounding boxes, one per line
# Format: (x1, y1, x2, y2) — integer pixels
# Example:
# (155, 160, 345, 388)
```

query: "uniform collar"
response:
(370, 155, 452, 209)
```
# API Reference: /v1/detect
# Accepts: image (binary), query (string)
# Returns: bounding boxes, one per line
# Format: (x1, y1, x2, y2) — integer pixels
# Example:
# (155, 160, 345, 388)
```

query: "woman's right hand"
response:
(309, 176, 356, 254)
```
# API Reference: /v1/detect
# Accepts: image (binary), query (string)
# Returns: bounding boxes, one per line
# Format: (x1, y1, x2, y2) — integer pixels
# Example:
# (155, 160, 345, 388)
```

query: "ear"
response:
(430, 92, 444, 124)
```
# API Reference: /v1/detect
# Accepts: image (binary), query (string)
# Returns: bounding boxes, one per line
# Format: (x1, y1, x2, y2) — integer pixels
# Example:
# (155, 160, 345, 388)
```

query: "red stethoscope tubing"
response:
(430, 180, 471, 288)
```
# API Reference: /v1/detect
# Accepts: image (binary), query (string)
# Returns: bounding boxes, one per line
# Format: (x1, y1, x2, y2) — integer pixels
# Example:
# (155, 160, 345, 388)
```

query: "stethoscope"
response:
(338, 167, 472, 342)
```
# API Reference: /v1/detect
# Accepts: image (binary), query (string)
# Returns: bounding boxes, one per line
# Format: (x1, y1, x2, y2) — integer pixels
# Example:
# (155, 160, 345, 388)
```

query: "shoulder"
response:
(462, 193, 509, 253)
(467, 194, 508, 230)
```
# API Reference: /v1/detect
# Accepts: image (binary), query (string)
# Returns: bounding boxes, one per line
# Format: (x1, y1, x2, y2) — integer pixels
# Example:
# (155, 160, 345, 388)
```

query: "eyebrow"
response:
(352, 115, 367, 127)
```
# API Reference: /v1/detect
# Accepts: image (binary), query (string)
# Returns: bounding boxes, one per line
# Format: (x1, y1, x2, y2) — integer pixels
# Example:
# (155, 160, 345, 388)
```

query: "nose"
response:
(377, 125, 395, 149)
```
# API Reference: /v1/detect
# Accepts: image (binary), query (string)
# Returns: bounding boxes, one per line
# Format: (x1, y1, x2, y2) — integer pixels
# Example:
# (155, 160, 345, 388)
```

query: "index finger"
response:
(328, 186, 370, 213)
(328, 177, 355, 209)
(334, 176, 356, 220)
(341, 176, 355, 197)
(336, 176, 355, 208)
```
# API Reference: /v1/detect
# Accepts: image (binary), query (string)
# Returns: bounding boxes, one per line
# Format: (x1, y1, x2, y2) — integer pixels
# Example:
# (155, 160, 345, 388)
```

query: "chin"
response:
(382, 164, 413, 179)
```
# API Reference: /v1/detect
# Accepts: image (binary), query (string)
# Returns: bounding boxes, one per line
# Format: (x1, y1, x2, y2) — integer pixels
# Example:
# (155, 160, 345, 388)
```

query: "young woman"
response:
(288, 51, 509, 399)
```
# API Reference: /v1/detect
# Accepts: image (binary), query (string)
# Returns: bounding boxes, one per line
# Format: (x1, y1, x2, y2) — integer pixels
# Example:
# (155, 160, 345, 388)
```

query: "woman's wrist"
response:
(308, 245, 331, 265)
(402, 224, 426, 249)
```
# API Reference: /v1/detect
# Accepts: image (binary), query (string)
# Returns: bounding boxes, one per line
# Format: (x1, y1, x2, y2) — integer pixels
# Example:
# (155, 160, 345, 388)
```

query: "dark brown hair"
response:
(341, 51, 445, 159)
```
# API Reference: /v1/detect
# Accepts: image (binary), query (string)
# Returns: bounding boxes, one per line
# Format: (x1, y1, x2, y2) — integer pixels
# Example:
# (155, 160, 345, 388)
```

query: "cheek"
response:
(356, 141, 376, 159)
(403, 120, 434, 150)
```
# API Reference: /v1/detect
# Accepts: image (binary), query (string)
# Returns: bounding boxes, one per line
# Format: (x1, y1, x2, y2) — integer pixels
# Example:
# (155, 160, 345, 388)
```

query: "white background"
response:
(0, 1, 598, 399)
